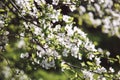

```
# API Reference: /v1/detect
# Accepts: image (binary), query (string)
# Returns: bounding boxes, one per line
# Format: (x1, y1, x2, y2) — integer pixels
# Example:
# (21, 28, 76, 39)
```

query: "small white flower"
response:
(101, 67, 107, 72)
(2, 66, 11, 78)
(34, 27, 41, 35)
(52, 50, 59, 58)
(4, 31, 9, 35)
(106, 51, 110, 57)
(20, 53, 29, 58)
(20, 33, 24, 37)
(101, 77, 106, 80)
(78, 54, 82, 60)
(96, 67, 107, 73)
(98, 76, 106, 80)
(52, 0, 59, 5)
(91, 0, 94, 2)
(95, 19, 102, 26)
(71, 45, 79, 58)
(62, 49, 69, 57)
(18, 39, 25, 48)
(77, 40, 82, 47)
(50, 10, 61, 23)
(88, 12, 102, 26)
(65, 24, 75, 36)
(63, 0, 71, 4)
(112, 20, 119, 27)
(109, 67, 115, 73)
(99, 0, 104, 3)
(118, 70, 120, 75)
(95, 57, 101, 66)
(79, 6, 86, 14)
(41, 59, 55, 69)
(104, 0, 113, 8)
(98, 48, 103, 52)
(25, 52, 29, 58)
(0, 20, 4, 24)
(36, 46, 46, 57)
(94, 3, 100, 12)
(0, 20, 4, 28)
(23, 22, 28, 28)
(34, 58, 40, 64)
(88, 53, 95, 60)
(63, 15, 73, 23)
(69, 5, 76, 12)
(84, 39, 97, 52)
(54, 24, 61, 31)
(82, 70, 93, 80)
(20, 53, 25, 58)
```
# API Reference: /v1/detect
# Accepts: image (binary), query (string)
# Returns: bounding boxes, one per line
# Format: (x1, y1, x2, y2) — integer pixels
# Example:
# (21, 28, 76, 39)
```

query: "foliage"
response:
(0, 0, 120, 80)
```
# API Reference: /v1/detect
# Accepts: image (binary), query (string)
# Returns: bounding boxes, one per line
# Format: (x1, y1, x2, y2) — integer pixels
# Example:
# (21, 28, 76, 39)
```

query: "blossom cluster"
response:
(15, 0, 98, 69)
(78, 0, 120, 38)
(0, 18, 9, 52)
(0, 0, 120, 79)
(1, 65, 30, 80)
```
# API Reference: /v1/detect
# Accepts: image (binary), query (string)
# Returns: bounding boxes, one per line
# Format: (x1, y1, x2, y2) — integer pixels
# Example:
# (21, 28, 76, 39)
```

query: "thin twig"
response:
(0, 53, 16, 74)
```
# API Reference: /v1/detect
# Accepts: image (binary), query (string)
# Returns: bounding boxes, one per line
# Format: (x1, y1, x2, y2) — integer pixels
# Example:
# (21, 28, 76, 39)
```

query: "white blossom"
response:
(50, 9, 61, 23)
(88, 12, 102, 26)
(94, 3, 100, 12)
(63, 0, 71, 4)
(20, 53, 29, 58)
(69, 5, 76, 12)
(84, 39, 97, 52)
(79, 6, 86, 14)
(106, 51, 110, 57)
(65, 24, 74, 36)
(118, 70, 120, 75)
(103, 0, 113, 8)
(109, 67, 115, 73)
(41, 58, 55, 69)
(95, 57, 101, 66)
(88, 53, 95, 60)
(98, 76, 106, 80)
(52, 0, 59, 5)
(62, 48, 69, 57)
(98, 0, 104, 4)
(20, 53, 25, 58)
(63, 15, 73, 23)
(96, 67, 107, 73)
(0, 20, 4, 28)
(34, 27, 42, 35)
(82, 70, 94, 80)
(71, 45, 79, 58)
(2, 66, 11, 78)
(18, 39, 25, 48)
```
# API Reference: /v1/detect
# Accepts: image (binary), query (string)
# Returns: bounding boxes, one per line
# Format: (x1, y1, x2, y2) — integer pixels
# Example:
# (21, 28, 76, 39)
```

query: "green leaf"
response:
(61, 63, 70, 70)
(78, 17, 83, 26)
(82, 14, 92, 26)
(81, 62, 85, 67)
(41, 40, 46, 45)
(0, 9, 5, 13)
(87, 61, 93, 66)
(93, 74, 99, 79)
